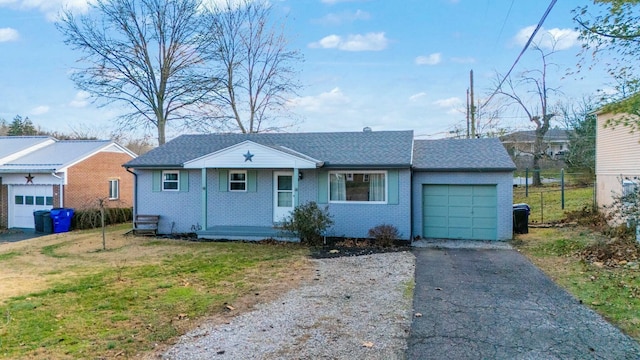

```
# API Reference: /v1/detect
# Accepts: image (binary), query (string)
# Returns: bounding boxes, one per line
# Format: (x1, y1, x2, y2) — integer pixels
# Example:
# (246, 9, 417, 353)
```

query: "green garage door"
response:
(423, 184, 497, 240)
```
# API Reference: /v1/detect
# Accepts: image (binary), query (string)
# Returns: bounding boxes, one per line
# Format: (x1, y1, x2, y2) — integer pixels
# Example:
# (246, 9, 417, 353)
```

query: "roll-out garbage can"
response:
(33, 210, 45, 233)
(513, 203, 530, 234)
(50, 208, 74, 233)
(33, 210, 53, 233)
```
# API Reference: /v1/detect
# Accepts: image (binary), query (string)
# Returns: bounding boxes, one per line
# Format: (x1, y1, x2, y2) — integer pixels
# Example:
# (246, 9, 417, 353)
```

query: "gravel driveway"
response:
(163, 251, 416, 359)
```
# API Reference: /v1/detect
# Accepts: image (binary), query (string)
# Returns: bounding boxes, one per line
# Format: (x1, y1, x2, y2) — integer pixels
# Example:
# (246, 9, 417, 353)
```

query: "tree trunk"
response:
(157, 119, 166, 146)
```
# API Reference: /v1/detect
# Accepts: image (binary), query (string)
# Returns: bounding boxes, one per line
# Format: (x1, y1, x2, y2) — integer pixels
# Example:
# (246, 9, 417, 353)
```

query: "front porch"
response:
(196, 225, 299, 242)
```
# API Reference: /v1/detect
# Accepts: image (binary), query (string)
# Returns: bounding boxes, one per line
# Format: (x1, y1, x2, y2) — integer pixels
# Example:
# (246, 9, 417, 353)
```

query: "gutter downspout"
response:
(125, 167, 137, 220)
(51, 172, 63, 208)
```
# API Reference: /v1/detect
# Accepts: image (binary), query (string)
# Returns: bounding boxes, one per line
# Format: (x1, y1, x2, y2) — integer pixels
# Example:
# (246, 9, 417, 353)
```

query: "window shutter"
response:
(247, 170, 257, 192)
(387, 170, 399, 205)
(152, 170, 161, 192)
(219, 170, 228, 192)
(179, 170, 189, 192)
(317, 171, 328, 204)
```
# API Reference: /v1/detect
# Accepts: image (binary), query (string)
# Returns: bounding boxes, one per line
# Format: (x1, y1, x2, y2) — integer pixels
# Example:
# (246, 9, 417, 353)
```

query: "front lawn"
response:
(514, 227, 640, 341)
(0, 226, 310, 358)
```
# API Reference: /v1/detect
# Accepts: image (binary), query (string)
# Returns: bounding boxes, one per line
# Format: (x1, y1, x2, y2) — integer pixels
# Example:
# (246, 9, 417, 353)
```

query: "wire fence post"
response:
(540, 192, 544, 224)
(525, 168, 529, 197)
(561, 168, 565, 210)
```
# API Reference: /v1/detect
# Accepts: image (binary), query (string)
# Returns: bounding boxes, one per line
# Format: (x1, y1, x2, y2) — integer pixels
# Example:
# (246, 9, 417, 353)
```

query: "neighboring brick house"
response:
(125, 131, 515, 241)
(0, 136, 137, 229)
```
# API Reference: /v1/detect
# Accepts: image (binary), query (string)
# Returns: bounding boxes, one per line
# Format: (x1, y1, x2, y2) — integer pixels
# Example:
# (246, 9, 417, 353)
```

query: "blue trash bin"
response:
(51, 208, 74, 233)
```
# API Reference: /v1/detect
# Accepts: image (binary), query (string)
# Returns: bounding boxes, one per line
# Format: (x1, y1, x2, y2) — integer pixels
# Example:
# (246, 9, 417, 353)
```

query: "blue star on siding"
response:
(243, 151, 254, 162)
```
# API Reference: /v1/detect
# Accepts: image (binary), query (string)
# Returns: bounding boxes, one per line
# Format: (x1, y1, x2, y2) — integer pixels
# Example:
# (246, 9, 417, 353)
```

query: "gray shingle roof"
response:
(412, 138, 515, 171)
(125, 131, 415, 168)
(500, 129, 572, 143)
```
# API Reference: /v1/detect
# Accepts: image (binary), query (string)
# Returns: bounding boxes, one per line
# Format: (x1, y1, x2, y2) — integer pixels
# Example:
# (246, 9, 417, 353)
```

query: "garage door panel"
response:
(424, 216, 448, 227)
(424, 195, 448, 206)
(448, 207, 471, 217)
(422, 184, 497, 241)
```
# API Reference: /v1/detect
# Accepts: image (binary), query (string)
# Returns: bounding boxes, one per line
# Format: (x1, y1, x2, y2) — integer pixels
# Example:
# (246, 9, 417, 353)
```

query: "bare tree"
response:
(197, 0, 302, 133)
(57, 0, 215, 145)
(495, 44, 559, 186)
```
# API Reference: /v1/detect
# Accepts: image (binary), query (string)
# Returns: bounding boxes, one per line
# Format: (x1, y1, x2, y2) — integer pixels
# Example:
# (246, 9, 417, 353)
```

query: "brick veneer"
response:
(0, 182, 7, 228)
(63, 151, 134, 210)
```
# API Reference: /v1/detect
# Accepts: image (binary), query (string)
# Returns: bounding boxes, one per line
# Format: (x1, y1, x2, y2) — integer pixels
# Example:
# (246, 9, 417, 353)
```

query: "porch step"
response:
(196, 225, 299, 242)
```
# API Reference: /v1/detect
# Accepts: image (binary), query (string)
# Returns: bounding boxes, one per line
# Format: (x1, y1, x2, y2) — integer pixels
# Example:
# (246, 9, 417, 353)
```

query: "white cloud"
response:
(409, 92, 427, 102)
(309, 32, 388, 51)
(513, 25, 580, 51)
(415, 53, 441, 65)
(433, 97, 462, 108)
(30, 105, 50, 115)
(314, 9, 370, 25)
(0, 0, 92, 21)
(0, 27, 19, 42)
(69, 91, 91, 108)
(288, 87, 350, 113)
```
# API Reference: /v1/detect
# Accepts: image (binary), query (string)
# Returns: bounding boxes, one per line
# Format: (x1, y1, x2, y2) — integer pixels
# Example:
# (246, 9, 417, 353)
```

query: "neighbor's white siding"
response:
(596, 112, 640, 209)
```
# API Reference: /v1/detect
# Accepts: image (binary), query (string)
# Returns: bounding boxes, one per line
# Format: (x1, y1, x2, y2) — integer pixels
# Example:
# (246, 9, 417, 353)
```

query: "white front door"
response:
(10, 185, 54, 228)
(273, 171, 294, 223)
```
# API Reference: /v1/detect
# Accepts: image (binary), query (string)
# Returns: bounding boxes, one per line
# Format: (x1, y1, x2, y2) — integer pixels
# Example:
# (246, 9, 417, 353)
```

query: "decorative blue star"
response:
(243, 150, 254, 162)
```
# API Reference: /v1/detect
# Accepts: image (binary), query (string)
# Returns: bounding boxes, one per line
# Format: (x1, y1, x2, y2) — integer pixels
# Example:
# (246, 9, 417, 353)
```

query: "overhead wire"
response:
(480, 0, 558, 110)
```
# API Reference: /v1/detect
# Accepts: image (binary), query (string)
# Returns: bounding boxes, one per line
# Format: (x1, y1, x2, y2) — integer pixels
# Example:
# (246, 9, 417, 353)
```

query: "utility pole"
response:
(470, 70, 476, 138)
(466, 88, 470, 139)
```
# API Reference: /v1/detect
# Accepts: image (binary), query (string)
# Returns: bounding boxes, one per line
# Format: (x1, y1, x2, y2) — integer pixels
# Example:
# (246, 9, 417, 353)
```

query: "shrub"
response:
(71, 207, 133, 230)
(368, 224, 399, 247)
(281, 202, 333, 246)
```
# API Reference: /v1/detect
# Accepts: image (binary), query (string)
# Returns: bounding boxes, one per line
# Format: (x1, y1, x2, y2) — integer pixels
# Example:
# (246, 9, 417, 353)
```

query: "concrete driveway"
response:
(407, 247, 640, 359)
(0, 228, 46, 243)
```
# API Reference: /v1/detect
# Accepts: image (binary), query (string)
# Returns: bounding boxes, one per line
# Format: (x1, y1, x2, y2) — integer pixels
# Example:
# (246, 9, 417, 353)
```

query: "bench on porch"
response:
(133, 215, 160, 236)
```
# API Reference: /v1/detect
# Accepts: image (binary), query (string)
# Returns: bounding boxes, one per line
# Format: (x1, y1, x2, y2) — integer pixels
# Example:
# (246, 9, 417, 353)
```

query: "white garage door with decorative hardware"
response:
(422, 184, 497, 240)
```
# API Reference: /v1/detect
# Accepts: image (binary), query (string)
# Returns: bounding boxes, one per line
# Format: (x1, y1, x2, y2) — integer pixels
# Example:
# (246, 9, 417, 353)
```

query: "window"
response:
(109, 179, 119, 200)
(15, 196, 23, 205)
(36, 196, 45, 205)
(229, 171, 247, 191)
(162, 171, 179, 191)
(329, 171, 386, 203)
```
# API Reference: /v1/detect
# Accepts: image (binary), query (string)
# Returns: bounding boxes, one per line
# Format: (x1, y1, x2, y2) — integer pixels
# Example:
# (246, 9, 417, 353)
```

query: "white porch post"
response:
(201, 168, 207, 230)
(293, 168, 299, 207)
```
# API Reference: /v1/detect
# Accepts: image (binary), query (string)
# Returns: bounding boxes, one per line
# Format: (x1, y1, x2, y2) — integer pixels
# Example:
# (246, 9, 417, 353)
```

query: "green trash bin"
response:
(42, 211, 53, 234)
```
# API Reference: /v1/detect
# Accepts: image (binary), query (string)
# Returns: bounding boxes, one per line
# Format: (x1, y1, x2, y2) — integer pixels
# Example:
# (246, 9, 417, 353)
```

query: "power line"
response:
(481, 0, 558, 110)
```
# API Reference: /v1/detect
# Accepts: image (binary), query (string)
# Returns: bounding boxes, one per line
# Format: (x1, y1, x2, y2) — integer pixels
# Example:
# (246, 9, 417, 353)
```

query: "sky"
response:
(0, 0, 613, 142)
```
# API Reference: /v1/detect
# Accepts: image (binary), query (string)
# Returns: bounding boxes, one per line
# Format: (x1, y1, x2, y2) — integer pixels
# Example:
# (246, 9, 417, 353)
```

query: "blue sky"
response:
(0, 0, 611, 142)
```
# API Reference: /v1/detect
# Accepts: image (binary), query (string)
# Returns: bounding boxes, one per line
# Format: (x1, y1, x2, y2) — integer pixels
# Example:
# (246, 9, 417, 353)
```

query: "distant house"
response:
(0, 136, 137, 229)
(595, 111, 640, 210)
(124, 131, 516, 241)
(500, 129, 573, 160)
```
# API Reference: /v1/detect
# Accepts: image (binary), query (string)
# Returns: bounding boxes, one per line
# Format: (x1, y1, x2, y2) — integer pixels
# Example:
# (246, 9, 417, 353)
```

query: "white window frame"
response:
(328, 170, 388, 204)
(109, 179, 119, 200)
(162, 170, 180, 191)
(229, 170, 247, 192)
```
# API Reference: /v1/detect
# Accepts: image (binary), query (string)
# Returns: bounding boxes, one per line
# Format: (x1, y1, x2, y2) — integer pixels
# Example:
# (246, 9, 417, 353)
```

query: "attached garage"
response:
(422, 184, 497, 240)
(9, 185, 54, 228)
(412, 139, 516, 241)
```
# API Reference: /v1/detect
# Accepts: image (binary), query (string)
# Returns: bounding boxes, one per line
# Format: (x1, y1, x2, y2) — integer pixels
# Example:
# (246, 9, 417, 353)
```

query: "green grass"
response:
(0, 251, 21, 261)
(0, 240, 308, 358)
(515, 227, 640, 341)
(514, 186, 594, 223)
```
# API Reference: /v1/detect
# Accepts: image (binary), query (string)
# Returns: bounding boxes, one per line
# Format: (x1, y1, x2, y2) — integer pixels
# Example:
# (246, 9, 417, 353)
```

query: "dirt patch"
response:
(309, 238, 411, 259)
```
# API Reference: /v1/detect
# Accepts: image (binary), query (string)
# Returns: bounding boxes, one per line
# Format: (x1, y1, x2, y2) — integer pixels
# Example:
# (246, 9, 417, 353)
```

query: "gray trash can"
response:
(513, 203, 530, 234)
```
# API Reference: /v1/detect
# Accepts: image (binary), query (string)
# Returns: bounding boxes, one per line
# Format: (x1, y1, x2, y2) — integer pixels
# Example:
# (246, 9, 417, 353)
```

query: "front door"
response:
(273, 171, 294, 223)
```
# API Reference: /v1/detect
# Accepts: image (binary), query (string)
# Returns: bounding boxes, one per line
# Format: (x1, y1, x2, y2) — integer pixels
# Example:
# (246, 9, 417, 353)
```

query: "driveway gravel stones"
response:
(163, 251, 415, 360)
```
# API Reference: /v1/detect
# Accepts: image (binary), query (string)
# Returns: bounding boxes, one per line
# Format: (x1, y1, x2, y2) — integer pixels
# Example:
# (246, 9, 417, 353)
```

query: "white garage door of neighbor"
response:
(422, 184, 497, 240)
(11, 185, 54, 228)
